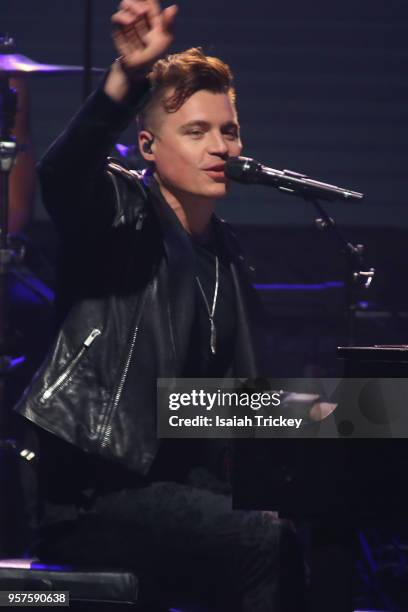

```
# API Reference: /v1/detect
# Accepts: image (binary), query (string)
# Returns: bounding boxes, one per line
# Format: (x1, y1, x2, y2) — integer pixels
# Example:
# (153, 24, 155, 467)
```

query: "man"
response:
(15, 1, 307, 610)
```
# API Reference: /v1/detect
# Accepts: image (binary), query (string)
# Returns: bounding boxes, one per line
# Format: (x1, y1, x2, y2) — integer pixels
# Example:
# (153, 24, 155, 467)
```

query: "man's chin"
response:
(205, 182, 229, 198)
(185, 185, 228, 201)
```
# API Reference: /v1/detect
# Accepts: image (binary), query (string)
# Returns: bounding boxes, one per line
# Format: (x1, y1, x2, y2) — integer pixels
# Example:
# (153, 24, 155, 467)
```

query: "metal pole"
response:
(83, 0, 93, 101)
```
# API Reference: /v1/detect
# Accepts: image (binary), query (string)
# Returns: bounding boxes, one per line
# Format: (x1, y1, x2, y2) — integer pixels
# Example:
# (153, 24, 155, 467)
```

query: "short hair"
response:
(137, 47, 236, 131)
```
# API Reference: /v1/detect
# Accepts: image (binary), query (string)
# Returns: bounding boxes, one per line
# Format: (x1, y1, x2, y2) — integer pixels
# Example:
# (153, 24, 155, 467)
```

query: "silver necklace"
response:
(195, 254, 219, 355)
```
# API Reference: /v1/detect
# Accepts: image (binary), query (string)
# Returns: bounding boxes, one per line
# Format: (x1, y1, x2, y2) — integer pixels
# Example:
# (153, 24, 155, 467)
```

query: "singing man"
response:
(16, 1, 308, 609)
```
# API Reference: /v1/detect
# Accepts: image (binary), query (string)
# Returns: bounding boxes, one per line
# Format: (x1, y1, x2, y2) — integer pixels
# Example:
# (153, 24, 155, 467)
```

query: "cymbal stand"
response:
(83, 0, 94, 100)
(0, 36, 28, 439)
(0, 37, 37, 559)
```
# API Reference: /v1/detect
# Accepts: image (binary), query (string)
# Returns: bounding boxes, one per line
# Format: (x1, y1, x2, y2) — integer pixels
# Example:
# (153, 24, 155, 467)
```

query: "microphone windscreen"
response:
(225, 157, 248, 182)
(225, 156, 260, 183)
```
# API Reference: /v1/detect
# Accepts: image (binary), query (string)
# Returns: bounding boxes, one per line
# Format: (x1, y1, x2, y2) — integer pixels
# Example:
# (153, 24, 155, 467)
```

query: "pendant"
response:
(210, 318, 217, 355)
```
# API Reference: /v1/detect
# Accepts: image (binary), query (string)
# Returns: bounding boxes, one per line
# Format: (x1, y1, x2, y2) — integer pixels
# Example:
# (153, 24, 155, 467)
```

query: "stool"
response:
(0, 558, 140, 611)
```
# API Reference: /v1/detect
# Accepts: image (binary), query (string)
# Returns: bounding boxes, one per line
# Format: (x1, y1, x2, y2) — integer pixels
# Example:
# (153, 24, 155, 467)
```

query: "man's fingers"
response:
(112, 0, 148, 22)
(149, 3, 177, 34)
(112, 10, 150, 46)
(111, 0, 176, 67)
(119, 0, 149, 11)
(162, 5, 178, 31)
(118, 0, 160, 21)
(112, 5, 149, 27)
(145, 0, 161, 18)
(113, 30, 141, 55)
(112, 0, 177, 35)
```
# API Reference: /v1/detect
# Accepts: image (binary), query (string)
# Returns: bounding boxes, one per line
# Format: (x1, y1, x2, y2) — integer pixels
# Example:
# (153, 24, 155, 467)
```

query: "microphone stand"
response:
(229, 160, 376, 610)
(302, 196, 376, 612)
(225, 157, 373, 344)
(305, 195, 375, 346)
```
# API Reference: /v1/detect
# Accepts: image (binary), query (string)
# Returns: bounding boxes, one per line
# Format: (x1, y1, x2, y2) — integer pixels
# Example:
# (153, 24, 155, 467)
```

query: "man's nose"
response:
(208, 131, 229, 156)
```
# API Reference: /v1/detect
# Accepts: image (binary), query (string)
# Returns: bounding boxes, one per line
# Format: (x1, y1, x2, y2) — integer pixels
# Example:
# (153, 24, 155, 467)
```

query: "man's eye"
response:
(224, 130, 238, 139)
(188, 130, 204, 137)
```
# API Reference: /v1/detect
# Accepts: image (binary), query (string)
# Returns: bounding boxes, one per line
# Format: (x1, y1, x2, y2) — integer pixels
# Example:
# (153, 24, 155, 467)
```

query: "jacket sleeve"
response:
(37, 74, 151, 238)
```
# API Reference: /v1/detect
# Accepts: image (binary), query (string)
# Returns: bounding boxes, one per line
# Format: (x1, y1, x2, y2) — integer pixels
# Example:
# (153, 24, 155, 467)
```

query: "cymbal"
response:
(0, 53, 104, 76)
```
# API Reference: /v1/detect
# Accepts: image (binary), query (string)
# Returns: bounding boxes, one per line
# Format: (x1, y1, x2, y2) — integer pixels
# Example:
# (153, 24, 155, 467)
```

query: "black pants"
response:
(33, 481, 307, 612)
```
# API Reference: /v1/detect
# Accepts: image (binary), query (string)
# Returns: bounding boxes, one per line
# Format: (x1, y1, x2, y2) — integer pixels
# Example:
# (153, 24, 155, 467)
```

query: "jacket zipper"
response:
(99, 287, 151, 449)
(135, 211, 146, 230)
(39, 328, 101, 403)
(100, 324, 139, 449)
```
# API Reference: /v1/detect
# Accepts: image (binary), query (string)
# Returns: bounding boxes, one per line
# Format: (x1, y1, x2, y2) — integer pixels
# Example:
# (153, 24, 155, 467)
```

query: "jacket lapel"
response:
(143, 173, 196, 374)
(212, 217, 262, 379)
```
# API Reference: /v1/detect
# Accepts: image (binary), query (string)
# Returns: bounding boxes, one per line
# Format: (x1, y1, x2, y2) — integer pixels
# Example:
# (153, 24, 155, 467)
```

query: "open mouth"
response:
(203, 168, 227, 180)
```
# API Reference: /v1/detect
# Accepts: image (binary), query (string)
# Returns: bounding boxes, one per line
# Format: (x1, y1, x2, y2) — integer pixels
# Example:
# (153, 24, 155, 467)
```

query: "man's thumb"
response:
(162, 4, 178, 31)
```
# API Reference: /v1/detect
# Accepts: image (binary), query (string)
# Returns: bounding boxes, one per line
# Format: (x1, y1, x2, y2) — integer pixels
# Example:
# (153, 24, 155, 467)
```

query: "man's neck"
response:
(155, 175, 215, 239)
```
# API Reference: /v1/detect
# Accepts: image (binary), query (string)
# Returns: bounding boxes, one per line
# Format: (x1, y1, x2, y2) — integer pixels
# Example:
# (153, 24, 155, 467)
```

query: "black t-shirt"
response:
(146, 230, 237, 483)
(183, 233, 236, 377)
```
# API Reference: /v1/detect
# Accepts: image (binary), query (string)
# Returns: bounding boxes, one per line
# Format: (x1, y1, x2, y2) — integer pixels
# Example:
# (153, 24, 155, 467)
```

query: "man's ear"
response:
(138, 130, 155, 162)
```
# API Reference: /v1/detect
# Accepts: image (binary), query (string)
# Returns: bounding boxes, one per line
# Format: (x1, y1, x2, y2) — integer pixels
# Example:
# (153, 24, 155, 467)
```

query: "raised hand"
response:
(112, 0, 178, 72)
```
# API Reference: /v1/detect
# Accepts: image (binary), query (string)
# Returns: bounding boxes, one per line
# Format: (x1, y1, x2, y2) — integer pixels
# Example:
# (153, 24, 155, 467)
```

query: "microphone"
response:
(225, 156, 363, 202)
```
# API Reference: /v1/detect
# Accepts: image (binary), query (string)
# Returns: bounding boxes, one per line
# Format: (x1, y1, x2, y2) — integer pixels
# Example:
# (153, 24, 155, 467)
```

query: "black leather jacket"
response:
(15, 79, 264, 476)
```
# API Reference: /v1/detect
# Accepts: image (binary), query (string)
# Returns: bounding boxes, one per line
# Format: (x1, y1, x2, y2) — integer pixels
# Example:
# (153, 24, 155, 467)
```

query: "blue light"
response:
(254, 281, 344, 291)
(31, 563, 73, 571)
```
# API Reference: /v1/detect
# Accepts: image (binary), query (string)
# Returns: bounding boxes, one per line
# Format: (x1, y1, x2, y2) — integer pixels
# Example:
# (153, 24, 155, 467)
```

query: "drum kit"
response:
(0, 32, 105, 555)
